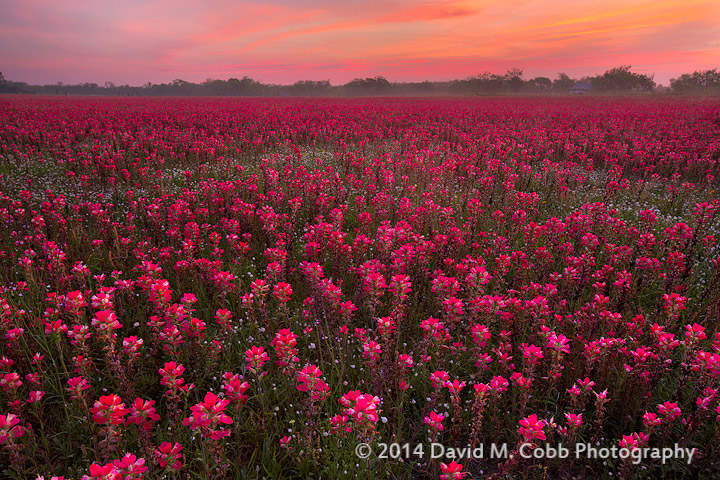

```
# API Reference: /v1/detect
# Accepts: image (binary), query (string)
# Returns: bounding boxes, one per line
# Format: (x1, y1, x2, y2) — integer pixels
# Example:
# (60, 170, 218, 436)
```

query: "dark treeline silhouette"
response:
(1, 66, 718, 96)
(669, 69, 720, 94)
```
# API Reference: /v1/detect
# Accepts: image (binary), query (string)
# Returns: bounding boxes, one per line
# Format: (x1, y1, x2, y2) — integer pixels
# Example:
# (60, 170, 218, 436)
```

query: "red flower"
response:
(66, 376, 90, 400)
(272, 282, 293, 303)
(245, 345, 270, 374)
(271, 329, 299, 367)
(127, 398, 161, 431)
(430, 370, 450, 389)
(339, 390, 381, 428)
(296, 364, 330, 401)
(489, 376, 509, 393)
(89, 394, 129, 425)
(440, 460, 466, 480)
(112, 454, 148, 477)
(91, 310, 122, 332)
(183, 392, 233, 439)
(81, 463, 120, 480)
(222, 372, 250, 405)
(445, 379, 466, 395)
(28, 390, 45, 403)
(565, 413, 583, 428)
(518, 414, 546, 442)
(657, 401, 681, 422)
(0, 413, 25, 445)
(424, 411, 445, 432)
(159, 361, 189, 394)
(155, 442, 183, 470)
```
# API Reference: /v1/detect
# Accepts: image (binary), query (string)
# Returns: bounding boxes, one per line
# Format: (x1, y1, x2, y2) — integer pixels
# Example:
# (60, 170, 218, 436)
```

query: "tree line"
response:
(1, 66, 718, 96)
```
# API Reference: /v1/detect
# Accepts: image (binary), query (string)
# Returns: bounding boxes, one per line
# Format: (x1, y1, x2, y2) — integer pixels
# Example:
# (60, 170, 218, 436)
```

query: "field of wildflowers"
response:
(0, 95, 719, 479)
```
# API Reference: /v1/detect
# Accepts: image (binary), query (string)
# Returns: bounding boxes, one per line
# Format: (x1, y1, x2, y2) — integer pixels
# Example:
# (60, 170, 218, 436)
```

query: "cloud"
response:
(0, 0, 717, 84)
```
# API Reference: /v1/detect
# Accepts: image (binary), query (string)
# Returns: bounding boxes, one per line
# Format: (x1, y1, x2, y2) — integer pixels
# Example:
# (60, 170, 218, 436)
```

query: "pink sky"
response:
(1, 0, 718, 86)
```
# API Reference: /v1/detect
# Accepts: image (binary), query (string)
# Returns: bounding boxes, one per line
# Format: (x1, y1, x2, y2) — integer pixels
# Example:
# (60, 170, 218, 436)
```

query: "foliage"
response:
(0, 66, 682, 96)
(589, 66, 656, 93)
(0, 97, 719, 479)
(670, 69, 720, 94)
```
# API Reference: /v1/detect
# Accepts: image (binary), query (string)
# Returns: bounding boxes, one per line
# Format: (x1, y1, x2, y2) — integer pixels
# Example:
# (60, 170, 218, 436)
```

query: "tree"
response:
(552, 73, 576, 93)
(0, 71, 16, 93)
(525, 77, 552, 93)
(466, 72, 504, 94)
(344, 77, 392, 95)
(670, 69, 720, 93)
(0, 71, 13, 93)
(591, 66, 655, 93)
(290, 80, 331, 96)
(503, 68, 524, 93)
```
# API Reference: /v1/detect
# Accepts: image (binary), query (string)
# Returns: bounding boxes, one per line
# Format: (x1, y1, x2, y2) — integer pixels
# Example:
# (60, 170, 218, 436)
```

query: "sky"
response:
(1, 0, 719, 86)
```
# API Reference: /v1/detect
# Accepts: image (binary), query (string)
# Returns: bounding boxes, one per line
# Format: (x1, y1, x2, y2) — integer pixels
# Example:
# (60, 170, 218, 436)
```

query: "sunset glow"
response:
(1, 0, 719, 85)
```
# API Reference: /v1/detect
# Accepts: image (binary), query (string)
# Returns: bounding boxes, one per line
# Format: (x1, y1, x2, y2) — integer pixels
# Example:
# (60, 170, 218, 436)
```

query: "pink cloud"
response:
(0, 0, 718, 85)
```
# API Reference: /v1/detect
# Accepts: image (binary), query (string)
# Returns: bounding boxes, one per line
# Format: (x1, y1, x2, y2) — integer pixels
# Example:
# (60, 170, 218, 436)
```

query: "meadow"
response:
(0, 95, 719, 479)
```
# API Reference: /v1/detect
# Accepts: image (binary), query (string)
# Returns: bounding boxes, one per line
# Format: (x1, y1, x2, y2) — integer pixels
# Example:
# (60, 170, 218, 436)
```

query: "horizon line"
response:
(5, 66, 712, 88)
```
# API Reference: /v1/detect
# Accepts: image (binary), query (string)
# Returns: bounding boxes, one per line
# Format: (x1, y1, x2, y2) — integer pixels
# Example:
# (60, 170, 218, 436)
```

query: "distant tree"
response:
(0, 71, 12, 93)
(290, 80, 331, 96)
(344, 77, 392, 95)
(466, 72, 504, 94)
(591, 66, 655, 93)
(81, 82, 99, 94)
(552, 73, 576, 93)
(503, 68, 524, 93)
(226, 77, 243, 95)
(670, 69, 720, 93)
(202, 78, 228, 96)
(12, 67, 720, 97)
(0, 71, 17, 93)
(225, 76, 263, 96)
(525, 77, 552, 93)
(170, 79, 193, 95)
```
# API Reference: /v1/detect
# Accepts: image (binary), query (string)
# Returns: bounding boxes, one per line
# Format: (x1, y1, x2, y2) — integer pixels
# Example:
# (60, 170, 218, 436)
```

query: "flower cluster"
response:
(0, 96, 719, 479)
